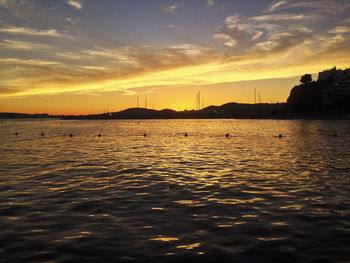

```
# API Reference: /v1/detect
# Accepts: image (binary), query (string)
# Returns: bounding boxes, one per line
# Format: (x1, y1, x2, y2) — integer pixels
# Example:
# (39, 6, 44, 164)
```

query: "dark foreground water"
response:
(0, 119, 349, 262)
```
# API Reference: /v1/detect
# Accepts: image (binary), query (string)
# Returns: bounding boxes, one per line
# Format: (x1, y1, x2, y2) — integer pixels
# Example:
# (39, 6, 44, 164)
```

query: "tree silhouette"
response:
(300, 74, 312, 84)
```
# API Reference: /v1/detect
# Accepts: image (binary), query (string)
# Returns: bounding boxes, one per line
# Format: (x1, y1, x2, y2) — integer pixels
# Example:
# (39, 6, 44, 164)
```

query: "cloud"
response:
(329, 26, 350, 34)
(0, 58, 67, 96)
(167, 24, 181, 32)
(224, 15, 276, 33)
(82, 66, 109, 71)
(225, 15, 241, 29)
(213, 34, 237, 47)
(214, 15, 271, 50)
(0, 42, 221, 97)
(267, 1, 288, 12)
(1, 0, 350, 101)
(0, 39, 53, 50)
(81, 47, 140, 66)
(162, 4, 177, 14)
(0, 0, 76, 33)
(66, 0, 82, 10)
(0, 26, 66, 37)
(206, 0, 214, 8)
(249, 31, 308, 54)
(81, 44, 213, 67)
(65, 17, 80, 25)
(210, 0, 350, 78)
(270, 0, 350, 15)
(252, 31, 263, 41)
(170, 44, 211, 56)
(214, 1, 331, 52)
(54, 51, 85, 60)
(252, 14, 312, 21)
(1, 31, 350, 99)
(0, 58, 63, 66)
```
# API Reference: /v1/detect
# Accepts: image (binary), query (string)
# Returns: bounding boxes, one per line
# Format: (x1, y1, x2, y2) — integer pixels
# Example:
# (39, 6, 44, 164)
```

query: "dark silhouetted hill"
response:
(61, 103, 286, 120)
(0, 113, 57, 118)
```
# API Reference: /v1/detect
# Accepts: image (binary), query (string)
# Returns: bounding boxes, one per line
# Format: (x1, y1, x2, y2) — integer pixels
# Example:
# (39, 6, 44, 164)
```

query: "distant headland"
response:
(60, 103, 287, 119)
(1, 66, 350, 120)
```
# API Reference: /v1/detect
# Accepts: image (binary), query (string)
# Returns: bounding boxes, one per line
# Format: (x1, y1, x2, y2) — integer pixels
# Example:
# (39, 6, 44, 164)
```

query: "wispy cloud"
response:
(0, 26, 66, 37)
(252, 31, 263, 41)
(269, 0, 350, 15)
(0, 0, 76, 33)
(167, 25, 181, 31)
(0, 58, 63, 66)
(0, 39, 53, 50)
(252, 14, 312, 21)
(249, 31, 308, 54)
(329, 26, 350, 34)
(170, 44, 210, 56)
(213, 34, 237, 47)
(81, 44, 213, 67)
(0, 0, 349, 102)
(213, 15, 271, 50)
(54, 51, 85, 60)
(212, 0, 350, 74)
(162, 4, 177, 14)
(205, 0, 215, 8)
(1, 33, 350, 99)
(81, 47, 139, 66)
(65, 17, 80, 25)
(82, 66, 109, 71)
(267, 1, 287, 12)
(0, 43, 220, 97)
(66, 0, 82, 10)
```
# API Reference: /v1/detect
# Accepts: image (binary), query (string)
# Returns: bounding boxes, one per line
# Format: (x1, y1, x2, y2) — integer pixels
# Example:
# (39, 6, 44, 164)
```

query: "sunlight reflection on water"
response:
(0, 119, 350, 262)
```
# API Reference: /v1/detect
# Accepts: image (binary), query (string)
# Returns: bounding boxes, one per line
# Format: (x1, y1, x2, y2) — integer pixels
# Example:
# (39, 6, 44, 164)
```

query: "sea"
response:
(0, 119, 349, 263)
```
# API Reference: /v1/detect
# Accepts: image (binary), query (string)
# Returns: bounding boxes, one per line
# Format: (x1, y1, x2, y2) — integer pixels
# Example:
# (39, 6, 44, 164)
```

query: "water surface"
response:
(1, 119, 349, 262)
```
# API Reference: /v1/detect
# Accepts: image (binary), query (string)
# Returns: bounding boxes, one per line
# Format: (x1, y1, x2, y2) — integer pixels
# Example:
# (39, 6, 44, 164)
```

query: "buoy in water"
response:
(15, 132, 18, 136)
(184, 133, 188, 137)
(143, 133, 147, 137)
(41, 132, 45, 136)
(69, 133, 73, 137)
(98, 134, 102, 137)
(278, 134, 283, 138)
(226, 133, 229, 138)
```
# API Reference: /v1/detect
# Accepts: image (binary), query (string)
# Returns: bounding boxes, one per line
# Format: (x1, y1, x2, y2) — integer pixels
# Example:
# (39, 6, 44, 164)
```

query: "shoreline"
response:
(1, 102, 350, 120)
(1, 116, 350, 121)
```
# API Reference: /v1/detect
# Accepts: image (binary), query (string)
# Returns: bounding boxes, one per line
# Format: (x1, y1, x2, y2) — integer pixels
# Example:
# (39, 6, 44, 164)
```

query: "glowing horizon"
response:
(1, 0, 350, 114)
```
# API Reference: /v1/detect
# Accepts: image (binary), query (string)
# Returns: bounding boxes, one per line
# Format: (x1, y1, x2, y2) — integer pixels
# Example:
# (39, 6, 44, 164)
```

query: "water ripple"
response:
(1, 119, 350, 262)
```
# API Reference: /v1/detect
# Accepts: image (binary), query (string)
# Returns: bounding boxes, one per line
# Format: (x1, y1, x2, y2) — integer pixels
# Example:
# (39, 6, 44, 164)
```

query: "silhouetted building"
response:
(287, 67, 350, 114)
(318, 67, 350, 81)
(319, 67, 350, 110)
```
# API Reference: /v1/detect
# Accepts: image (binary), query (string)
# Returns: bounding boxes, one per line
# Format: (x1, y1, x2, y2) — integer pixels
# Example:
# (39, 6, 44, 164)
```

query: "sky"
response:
(0, 0, 350, 114)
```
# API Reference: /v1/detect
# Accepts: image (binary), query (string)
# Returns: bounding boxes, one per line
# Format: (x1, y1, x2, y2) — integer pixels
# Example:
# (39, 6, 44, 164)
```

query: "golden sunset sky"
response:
(0, 0, 350, 114)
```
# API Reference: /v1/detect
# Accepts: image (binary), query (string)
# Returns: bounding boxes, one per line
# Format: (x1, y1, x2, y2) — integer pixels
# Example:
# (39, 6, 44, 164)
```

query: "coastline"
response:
(1, 100, 350, 121)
